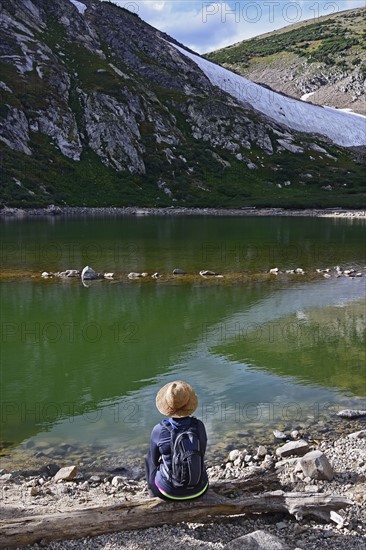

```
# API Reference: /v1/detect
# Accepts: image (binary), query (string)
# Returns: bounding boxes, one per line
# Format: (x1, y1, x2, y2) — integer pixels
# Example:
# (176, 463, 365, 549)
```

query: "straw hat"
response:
(156, 380, 198, 418)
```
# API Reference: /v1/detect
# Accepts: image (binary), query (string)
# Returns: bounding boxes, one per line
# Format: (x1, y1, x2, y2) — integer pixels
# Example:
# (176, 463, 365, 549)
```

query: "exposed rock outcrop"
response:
(0, 0, 364, 207)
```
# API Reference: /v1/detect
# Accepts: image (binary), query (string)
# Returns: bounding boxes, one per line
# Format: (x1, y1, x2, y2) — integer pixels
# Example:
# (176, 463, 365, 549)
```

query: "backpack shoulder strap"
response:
(160, 419, 174, 433)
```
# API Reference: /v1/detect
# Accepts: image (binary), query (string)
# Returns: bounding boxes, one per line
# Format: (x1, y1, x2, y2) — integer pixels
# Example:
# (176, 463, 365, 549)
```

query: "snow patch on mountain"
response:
(170, 43, 366, 148)
(300, 91, 316, 102)
(68, 0, 87, 14)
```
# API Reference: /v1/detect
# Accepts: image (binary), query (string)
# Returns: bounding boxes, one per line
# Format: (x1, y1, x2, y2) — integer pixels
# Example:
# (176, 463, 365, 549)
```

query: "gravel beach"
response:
(1, 206, 366, 219)
(1, 427, 365, 550)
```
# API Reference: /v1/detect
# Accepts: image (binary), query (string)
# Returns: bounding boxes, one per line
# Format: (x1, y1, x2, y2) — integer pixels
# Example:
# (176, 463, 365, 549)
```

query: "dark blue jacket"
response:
(150, 416, 208, 498)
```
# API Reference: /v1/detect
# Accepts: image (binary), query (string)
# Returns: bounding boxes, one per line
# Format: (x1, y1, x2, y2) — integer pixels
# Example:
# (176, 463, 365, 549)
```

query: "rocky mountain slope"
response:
(0, 0, 365, 208)
(206, 8, 366, 115)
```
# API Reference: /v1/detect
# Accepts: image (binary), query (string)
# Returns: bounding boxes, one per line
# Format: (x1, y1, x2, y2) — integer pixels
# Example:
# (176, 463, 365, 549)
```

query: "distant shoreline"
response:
(1, 206, 366, 219)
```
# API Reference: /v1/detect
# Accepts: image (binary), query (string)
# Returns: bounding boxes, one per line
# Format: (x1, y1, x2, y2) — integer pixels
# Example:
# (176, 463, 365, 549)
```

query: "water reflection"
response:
(0, 281, 266, 447)
(1, 277, 365, 461)
(1, 216, 365, 273)
(1, 216, 365, 466)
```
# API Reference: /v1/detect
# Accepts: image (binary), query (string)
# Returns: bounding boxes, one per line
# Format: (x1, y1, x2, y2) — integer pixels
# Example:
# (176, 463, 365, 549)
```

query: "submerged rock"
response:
(273, 430, 286, 440)
(337, 409, 366, 419)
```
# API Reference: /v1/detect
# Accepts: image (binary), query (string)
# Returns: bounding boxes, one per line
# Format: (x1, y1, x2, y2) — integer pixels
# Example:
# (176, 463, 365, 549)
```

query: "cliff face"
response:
(0, 0, 365, 208)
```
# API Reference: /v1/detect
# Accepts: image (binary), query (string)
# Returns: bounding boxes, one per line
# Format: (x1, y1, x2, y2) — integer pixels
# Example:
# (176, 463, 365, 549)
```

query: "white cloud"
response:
(107, 1, 366, 53)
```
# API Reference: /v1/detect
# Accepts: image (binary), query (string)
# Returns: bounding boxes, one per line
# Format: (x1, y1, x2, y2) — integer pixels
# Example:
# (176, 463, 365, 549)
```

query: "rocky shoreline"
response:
(1, 425, 365, 549)
(1, 206, 366, 219)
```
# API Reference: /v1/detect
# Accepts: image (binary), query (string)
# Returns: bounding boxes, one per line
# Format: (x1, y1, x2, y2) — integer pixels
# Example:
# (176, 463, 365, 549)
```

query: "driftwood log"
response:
(0, 485, 351, 549)
(211, 467, 280, 495)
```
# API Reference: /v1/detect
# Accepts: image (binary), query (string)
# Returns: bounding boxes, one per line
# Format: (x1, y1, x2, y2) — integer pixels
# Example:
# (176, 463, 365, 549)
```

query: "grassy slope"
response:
(206, 8, 366, 72)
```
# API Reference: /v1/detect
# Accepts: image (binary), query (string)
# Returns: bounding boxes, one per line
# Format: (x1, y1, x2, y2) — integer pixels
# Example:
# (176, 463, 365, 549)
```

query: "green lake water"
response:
(0, 215, 365, 470)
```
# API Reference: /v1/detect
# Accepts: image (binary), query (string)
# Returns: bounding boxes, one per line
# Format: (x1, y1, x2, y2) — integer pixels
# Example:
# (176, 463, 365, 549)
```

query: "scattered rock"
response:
(46, 204, 62, 215)
(111, 476, 125, 487)
(88, 475, 102, 484)
(225, 529, 289, 549)
(299, 450, 334, 481)
(257, 445, 267, 458)
(276, 440, 309, 458)
(337, 409, 366, 419)
(81, 266, 99, 280)
(274, 457, 299, 471)
(53, 466, 78, 482)
(347, 430, 366, 439)
(128, 272, 142, 279)
(273, 430, 286, 440)
(227, 450, 240, 462)
(104, 273, 114, 279)
(330, 510, 347, 528)
(199, 270, 217, 277)
(64, 269, 81, 278)
(173, 268, 186, 275)
(0, 473, 14, 482)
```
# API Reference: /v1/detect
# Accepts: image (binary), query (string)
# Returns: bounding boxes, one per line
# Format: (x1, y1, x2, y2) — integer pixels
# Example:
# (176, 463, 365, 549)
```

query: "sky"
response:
(106, 0, 366, 53)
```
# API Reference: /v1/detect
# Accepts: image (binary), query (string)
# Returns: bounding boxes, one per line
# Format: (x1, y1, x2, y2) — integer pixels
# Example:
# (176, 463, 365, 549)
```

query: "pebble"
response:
(273, 430, 287, 440)
(88, 476, 102, 484)
(111, 476, 125, 487)
(53, 466, 77, 482)
(257, 445, 267, 458)
(227, 450, 240, 462)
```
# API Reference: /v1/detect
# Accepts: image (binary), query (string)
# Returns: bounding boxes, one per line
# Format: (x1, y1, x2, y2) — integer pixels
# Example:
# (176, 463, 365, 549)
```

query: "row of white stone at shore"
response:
(41, 266, 364, 280)
(269, 266, 363, 277)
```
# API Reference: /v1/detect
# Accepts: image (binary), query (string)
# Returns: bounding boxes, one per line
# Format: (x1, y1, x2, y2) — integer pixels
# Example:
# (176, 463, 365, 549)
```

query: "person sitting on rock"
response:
(145, 380, 208, 500)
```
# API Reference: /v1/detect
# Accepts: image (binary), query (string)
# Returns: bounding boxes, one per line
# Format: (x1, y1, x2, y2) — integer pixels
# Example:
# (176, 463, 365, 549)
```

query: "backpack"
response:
(162, 417, 204, 488)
